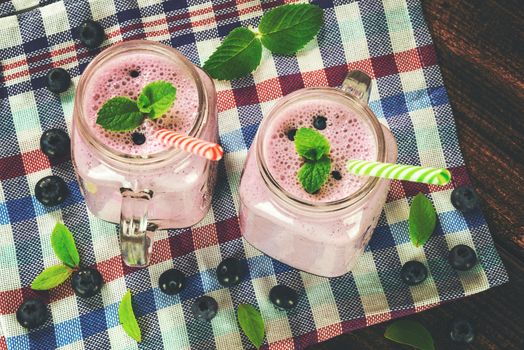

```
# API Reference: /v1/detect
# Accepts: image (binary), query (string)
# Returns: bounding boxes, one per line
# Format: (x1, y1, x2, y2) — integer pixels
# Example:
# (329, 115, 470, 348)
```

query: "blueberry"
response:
(46, 68, 71, 93)
(129, 70, 140, 78)
(71, 268, 103, 298)
(40, 129, 70, 158)
(450, 318, 475, 344)
(16, 299, 48, 329)
(286, 128, 297, 141)
(79, 20, 105, 49)
(191, 296, 218, 321)
(131, 132, 146, 145)
(35, 175, 69, 206)
(332, 171, 342, 180)
(400, 261, 428, 286)
(159, 269, 185, 295)
(216, 257, 246, 287)
(313, 115, 327, 130)
(448, 244, 477, 271)
(269, 285, 298, 310)
(451, 186, 480, 213)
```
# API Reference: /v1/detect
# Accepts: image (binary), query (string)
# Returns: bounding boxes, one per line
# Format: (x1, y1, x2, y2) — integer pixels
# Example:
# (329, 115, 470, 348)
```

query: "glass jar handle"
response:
(119, 188, 157, 267)
(340, 70, 372, 104)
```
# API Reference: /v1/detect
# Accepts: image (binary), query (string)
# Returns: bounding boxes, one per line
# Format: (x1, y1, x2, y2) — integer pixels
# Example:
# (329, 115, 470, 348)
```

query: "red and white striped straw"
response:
(154, 128, 223, 161)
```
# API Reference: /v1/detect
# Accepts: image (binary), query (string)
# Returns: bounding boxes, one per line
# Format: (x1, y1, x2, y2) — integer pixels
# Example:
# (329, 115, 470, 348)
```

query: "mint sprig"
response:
(137, 81, 177, 119)
(96, 80, 177, 132)
(298, 156, 332, 194)
(294, 127, 330, 161)
(203, 4, 323, 80)
(31, 222, 81, 291)
(237, 304, 265, 349)
(294, 127, 332, 194)
(119, 290, 142, 343)
(385, 319, 435, 350)
(409, 193, 437, 247)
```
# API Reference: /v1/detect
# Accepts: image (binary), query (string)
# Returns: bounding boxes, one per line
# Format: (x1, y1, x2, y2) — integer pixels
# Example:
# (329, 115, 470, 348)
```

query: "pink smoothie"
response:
(83, 52, 199, 156)
(264, 99, 377, 201)
(72, 42, 218, 229)
(239, 90, 397, 277)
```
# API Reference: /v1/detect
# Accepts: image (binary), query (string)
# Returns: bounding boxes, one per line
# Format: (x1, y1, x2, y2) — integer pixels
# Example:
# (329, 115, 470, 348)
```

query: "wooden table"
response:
(312, 0, 524, 349)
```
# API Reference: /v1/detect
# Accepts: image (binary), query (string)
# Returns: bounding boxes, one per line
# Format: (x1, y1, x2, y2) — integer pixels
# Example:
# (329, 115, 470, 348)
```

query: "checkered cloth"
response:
(0, 0, 508, 349)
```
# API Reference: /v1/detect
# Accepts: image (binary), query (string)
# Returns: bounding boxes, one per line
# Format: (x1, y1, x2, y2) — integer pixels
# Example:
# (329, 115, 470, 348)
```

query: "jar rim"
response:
(73, 40, 208, 168)
(255, 87, 386, 212)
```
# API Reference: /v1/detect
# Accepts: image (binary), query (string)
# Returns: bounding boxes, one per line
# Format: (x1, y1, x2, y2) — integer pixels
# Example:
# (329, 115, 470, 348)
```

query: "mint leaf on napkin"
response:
(119, 290, 142, 342)
(51, 222, 80, 268)
(294, 127, 330, 161)
(237, 304, 265, 349)
(31, 265, 73, 290)
(298, 156, 332, 194)
(203, 27, 263, 80)
(203, 4, 324, 80)
(96, 97, 144, 132)
(259, 4, 323, 55)
(137, 80, 177, 120)
(385, 319, 435, 350)
(409, 193, 437, 247)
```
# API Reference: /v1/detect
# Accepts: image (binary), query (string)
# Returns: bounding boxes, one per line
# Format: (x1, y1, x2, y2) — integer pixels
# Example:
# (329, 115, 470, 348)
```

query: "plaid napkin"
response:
(0, 0, 508, 349)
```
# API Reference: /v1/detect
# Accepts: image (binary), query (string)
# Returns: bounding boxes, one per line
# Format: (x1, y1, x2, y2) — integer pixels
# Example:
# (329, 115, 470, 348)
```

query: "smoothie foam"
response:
(84, 52, 199, 156)
(264, 99, 377, 202)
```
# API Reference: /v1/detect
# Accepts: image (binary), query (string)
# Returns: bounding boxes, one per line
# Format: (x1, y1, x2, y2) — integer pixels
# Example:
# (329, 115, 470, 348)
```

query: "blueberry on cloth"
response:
(159, 269, 186, 295)
(448, 244, 478, 271)
(269, 285, 298, 310)
(191, 296, 218, 321)
(16, 299, 48, 329)
(216, 257, 246, 287)
(400, 261, 428, 286)
(451, 186, 480, 213)
(79, 20, 105, 49)
(40, 128, 70, 158)
(71, 268, 104, 298)
(46, 68, 71, 93)
(35, 175, 69, 206)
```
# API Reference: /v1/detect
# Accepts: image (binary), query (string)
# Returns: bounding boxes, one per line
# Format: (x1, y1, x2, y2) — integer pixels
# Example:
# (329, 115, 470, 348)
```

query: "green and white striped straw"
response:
(346, 159, 451, 186)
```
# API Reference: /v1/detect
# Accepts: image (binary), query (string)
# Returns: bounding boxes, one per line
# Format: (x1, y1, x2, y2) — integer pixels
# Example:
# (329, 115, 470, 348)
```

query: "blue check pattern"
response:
(0, 0, 508, 349)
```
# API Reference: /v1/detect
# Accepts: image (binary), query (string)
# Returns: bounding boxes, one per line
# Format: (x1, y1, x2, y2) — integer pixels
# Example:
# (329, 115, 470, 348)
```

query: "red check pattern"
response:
(0, 0, 507, 349)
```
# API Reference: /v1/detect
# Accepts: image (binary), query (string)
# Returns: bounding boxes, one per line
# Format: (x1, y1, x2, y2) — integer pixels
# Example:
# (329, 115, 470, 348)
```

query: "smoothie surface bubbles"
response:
(84, 52, 199, 156)
(265, 99, 377, 202)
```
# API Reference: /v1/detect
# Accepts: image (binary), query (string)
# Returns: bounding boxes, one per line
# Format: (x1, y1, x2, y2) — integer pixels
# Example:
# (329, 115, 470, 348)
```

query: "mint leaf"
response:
(96, 97, 143, 132)
(259, 4, 323, 55)
(385, 319, 435, 350)
(298, 156, 331, 194)
(51, 222, 80, 268)
(409, 193, 437, 247)
(294, 128, 330, 161)
(137, 81, 177, 120)
(119, 290, 141, 343)
(31, 265, 73, 290)
(237, 304, 265, 349)
(203, 27, 262, 80)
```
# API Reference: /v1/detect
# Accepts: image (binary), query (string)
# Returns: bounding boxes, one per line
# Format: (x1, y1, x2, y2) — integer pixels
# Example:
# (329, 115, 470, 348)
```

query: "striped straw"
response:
(346, 159, 451, 185)
(154, 128, 223, 161)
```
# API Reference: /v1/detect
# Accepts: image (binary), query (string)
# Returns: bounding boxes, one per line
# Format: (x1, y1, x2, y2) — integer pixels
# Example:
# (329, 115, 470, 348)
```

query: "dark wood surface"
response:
(311, 0, 524, 349)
